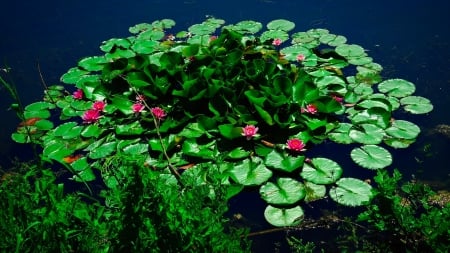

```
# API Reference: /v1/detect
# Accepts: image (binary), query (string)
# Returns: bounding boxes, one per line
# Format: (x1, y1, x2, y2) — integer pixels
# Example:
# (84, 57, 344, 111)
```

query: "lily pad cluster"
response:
(12, 18, 432, 227)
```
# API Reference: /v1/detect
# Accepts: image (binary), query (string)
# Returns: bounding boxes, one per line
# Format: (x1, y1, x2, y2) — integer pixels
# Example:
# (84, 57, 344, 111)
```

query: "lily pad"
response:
(400, 96, 433, 114)
(385, 120, 420, 139)
(267, 19, 295, 32)
(228, 157, 272, 186)
(300, 157, 343, 184)
(78, 56, 108, 71)
(232, 20, 263, 34)
(349, 124, 385, 144)
(329, 177, 374, 206)
(329, 123, 354, 144)
(378, 79, 416, 98)
(335, 44, 366, 58)
(265, 150, 304, 173)
(260, 178, 306, 205)
(264, 205, 304, 227)
(350, 145, 392, 169)
(304, 182, 326, 202)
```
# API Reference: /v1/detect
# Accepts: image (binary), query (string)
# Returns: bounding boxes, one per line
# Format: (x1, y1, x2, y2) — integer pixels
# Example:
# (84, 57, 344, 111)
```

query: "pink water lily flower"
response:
(92, 100, 106, 111)
(242, 125, 259, 140)
(301, 104, 318, 114)
(272, 38, 282, 46)
(286, 138, 306, 152)
(73, 89, 83, 100)
(150, 107, 166, 120)
(132, 103, 145, 113)
(296, 54, 306, 61)
(82, 109, 100, 124)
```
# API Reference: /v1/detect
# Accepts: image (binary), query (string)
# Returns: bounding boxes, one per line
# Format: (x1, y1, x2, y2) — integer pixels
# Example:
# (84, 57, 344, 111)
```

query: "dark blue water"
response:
(1, 0, 449, 250)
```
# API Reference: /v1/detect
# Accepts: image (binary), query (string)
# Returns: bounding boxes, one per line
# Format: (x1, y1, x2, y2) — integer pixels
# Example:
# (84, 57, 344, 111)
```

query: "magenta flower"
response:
(272, 38, 282, 46)
(135, 94, 146, 103)
(82, 109, 100, 124)
(296, 54, 306, 61)
(301, 104, 318, 114)
(73, 89, 83, 100)
(242, 125, 259, 140)
(286, 138, 306, 152)
(132, 103, 145, 113)
(151, 107, 166, 120)
(331, 94, 344, 103)
(92, 100, 106, 111)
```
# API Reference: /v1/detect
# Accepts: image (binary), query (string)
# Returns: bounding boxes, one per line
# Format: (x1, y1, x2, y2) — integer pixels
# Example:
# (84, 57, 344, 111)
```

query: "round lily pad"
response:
(304, 182, 326, 202)
(260, 30, 289, 43)
(233, 20, 263, 34)
(385, 120, 420, 139)
(329, 177, 374, 206)
(188, 23, 216, 35)
(260, 178, 306, 205)
(349, 124, 385, 145)
(228, 158, 272, 186)
(267, 19, 295, 32)
(400, 96, 433, 114)
(384, 138, 415, 149)
(329, 123, 354, 144)
(350, 145, 392, 170)
(335, 44, 366, 58)
(264, 205, 304, 227)
(378, 79, 416, 98)
(300, 157, 343, 184)
(78, 56, 108, 71)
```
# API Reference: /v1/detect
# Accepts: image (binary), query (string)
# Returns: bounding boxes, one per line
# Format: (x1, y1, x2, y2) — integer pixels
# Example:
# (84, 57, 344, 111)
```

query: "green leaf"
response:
(123, 143, 148, 155)
(260, 178, 306, 205)
(60, 67, 89, 84)
(267, 19, 295, 32)
(72, 168, 96, 182)
(264, 205, 304, 227)
(228, 158, 272, 186)
(335, 44, 365, 58)
(227, 147, 250, 159)
(350, 145, 392, 169)
(89, 141, 117, 159)
(78, 56, 108, 71)
(329, 177, 374, 206)
(265, 150, 304, 173)
(34, 119, 54, 130)
(329, 123, 353, 144)
(300, 157, 343, 184)
(181, 139, 216, 159)
(349, 124, 385, 144)
(378, 79, 416, 98)
(400, 96, 433, 114)
(304, 182, 326, 202)
(255, 105, 274, 125)
(385, 120, 420, 140)
(218, 124, 243, 140)
(25, 101, 54, 111)
(71, 157, 89, 171)
(81, 124, 102, 138)
(24, 109, 51, 119)
(178, 123, 205, 138)
(115, 122, 144, 136)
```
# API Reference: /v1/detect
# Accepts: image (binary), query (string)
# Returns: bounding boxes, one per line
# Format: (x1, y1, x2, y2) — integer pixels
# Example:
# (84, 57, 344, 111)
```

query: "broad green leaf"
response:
(378, 79, 415, 98)
(400, 96, 433, 114)
(350, 145, 392, 169)
(267, 19, 295, 31)
(329, 177, 374, 206)
(25, 101, 54, 111)
(260, 178, 306, 205)
(72, 168, 96, 182)
(304, 182, 326, 202)
(349, 124, 385, 144)
(265, 150, 304, 173)
(34, 119, 54, 130)
(24, 109, 51, 119)
(54, 122, 78, 136)
(228, 158, 272, 186)
(71, 157, 89, 171)
(115, 122, 144, 136)
(89, 141, 117, 159)
(264, 205, 304, 227)
(227, 147, 250, 159)
(218, 124, 243, 140)
(329, 123, 353, 144)
(81, 124, 102, 138)
(123, 143, 148, 155)
(78, 56, 108, 71)
(300, 157, 343, 184)
(385, 120, 420, 139)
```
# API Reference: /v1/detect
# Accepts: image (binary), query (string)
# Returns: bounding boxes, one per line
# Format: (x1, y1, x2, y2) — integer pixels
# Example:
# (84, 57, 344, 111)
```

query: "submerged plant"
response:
(9, 18, 432, 227)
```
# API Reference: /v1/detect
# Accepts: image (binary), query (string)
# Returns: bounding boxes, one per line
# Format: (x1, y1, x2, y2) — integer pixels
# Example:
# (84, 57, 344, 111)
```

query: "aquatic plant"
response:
(10, 18, 432, 227)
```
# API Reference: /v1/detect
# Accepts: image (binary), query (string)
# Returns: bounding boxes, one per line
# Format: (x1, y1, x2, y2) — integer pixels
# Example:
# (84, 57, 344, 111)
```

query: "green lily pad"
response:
(228, 157, 272, 186)
(60, 67, 89, 84)
(260, 178, 306, 205)
(188, 23, 216, 35)
(89, 141, 117, 159)
(72, 168, 96, 182)
(81, 124, 102, 138)
(350, 145, 392, 169)
(34, 119, 54, 130)
(25, 101, 55, 111)
(304, 182, 326, 202)
(265, 150, 304, 173)
(329, 177, 374, 206)
(24, 109, 51, 119)
(335, 44, 366, 58)
(267, 19, 295, 31)
(71, 157, 89, 171)
(349, 124, 385, 145)
(128, 23, 152, 34)
(300, 157, 343, 184)
(384, 138, 415, 149)
(264, 205, 304, 227)
(123, 143, 148, 155)
(400, 96, 433, 114)
(378, 79, 416, 98)
(385, 120, 420, 139)
(260, 30, 289, 43)
(78, 56, 108, 71)
(131, 39, 158, 54)
(233, 20, 263, 34)
(329, 123, 354, 144)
